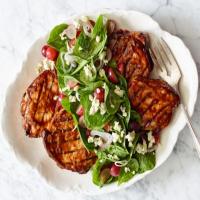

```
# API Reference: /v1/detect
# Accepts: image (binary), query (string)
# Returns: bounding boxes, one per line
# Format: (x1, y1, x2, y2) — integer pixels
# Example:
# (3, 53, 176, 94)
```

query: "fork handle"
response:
(180, 103, 200, 158)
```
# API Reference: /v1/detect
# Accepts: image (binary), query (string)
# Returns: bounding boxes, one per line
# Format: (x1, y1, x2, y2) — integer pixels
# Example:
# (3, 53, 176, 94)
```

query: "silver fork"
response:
(149, 35, 200, 158)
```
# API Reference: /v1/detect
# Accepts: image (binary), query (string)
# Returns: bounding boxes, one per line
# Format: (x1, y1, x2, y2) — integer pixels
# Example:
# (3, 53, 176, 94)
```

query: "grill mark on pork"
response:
(128, 76, 180, 133)
(41, 73, 55, 123)
(143, 103, 171, 128)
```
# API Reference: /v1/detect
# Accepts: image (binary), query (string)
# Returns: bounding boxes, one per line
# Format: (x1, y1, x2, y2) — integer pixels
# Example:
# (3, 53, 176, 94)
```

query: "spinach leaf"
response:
(79, 126, 95, 150)
(71, 58, 88, 75)
(106, 145, 129, 158)
(47, 24, 68, 50)
(96, 144, 129, 162)
(117, 71, 127, 89)
(79, 81, 104, 94)
(57, 73, 81, 94)
(92, 158, 111, 186)
(73, 32, 107, 60)
(73, 15, 107, 60)
(106, 90, 123, 115)
(73, 32, 91, 59)
(121, 95, 131, 127)
(118, 158, 139, 184)
(129, 133, 140, 158)
(130, 110, 141, 122)
(80, 92, 112, 129)
(79, 81, 112, 129)
(61, 97, 94, 150)
(135, 152, 156, 173)
(92, 15, 104, 38)
(108, 59, 117, 68)
(79, 62, 97, 84)
(56, 51, 72, 75)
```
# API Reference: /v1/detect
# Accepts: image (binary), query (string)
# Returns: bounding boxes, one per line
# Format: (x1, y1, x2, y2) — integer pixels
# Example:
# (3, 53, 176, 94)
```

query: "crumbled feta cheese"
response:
(125, 131, 136, 147)
(107, 154, 119, 161)
(88, 136, 94, 143)
(136, 139, 147, 155)
(60, 30, 67, 40)
(111, 104, 115, 108)
(81, 15, 89, 22)
(96, 35, 100, 43)
(100, 103, 106, 115)
(113, 121, 122, 132)
(112, 132, 120, 143)
(120, 130, 125, 138)
(84, 65, 93, 78)
(43, 58, 55, 70)
(89, 94, 94, 101)
(35, 62, 43, 74)
(69, 95, 76, 102)
(79, 46, 83, 51)
(114, 86, 124, 97)
(103, 59, 108, 64)
(66, 42, 74, 54)
(35, 58, 55, 73)
(120, 106, 127, 117)
(61, 85, 70, 92)
(103, 16, 107, 25)
(128, 142, 133, 147)
(89, 97, 100, 115)
(75, 91, 80, 102)
(53, 95, 58, 101)
(147, 131, 155, 148)
(73, 19, 81, 29)
(73, 85, 79, 91)
(94, 137, 103, 147)
(125, 131, 136, 143)
(64, 53, 75, 65)
(99, 51, 106, 60)
(102, 83, 107, 90)
(99, 68, 105, 77)
(124, 167, 130, 173)
(71, 62, 77, 68)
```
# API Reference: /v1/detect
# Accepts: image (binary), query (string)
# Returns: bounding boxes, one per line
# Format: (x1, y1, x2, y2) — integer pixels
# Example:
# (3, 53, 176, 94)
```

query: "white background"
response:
(0, 0, 200, 200)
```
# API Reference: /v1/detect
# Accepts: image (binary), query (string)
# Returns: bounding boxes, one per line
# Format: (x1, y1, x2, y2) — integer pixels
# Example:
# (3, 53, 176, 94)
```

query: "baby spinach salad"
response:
(41, 15, 156, 187)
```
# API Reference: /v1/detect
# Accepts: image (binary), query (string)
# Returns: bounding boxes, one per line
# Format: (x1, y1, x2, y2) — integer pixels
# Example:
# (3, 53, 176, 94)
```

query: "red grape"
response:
(107, 67, 119, 84)
(94, 87, 105, 102)
(41, 45, 48, 57)
(110, 163, 121, 177)
(46, 46, 58, 61)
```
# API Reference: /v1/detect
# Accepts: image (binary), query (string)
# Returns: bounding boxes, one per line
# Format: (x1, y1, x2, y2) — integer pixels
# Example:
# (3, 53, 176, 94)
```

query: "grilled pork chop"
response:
(21, 70, 59, 137)
(20, 70, 96, 173)
(108, 30, 153, 80)
(128, 76, 180, 133)
(44, 102, 96, 173)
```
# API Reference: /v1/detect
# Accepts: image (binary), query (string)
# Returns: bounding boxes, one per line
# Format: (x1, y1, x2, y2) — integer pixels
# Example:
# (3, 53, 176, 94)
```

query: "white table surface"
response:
(0, 0, 200, 199)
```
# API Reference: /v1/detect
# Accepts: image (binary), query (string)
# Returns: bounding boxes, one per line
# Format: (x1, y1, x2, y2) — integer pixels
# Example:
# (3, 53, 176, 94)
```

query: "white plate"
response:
(1, 10, 198, 195)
